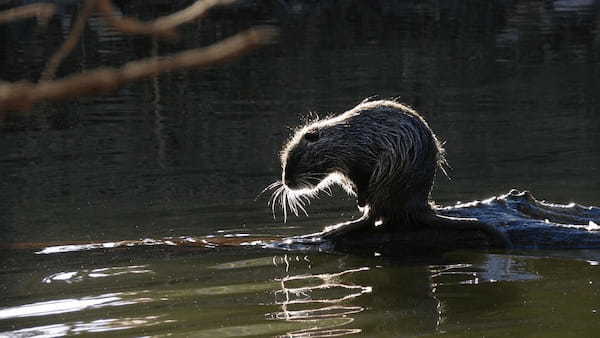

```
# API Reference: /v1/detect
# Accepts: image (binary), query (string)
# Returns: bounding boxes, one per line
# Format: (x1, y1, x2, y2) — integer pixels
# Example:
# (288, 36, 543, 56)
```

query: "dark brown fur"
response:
(270, 99, 510, 248)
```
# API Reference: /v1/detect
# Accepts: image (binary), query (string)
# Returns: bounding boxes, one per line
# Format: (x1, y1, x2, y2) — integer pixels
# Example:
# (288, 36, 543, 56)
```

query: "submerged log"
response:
(315, 190, 600, 255)
(325, 225, 492, 256)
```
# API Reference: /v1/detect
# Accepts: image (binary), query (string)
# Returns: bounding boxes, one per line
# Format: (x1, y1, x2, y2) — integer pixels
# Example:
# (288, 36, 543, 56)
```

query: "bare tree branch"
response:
(40, 0, 99, 82)
(150, 0, 237, 33)
(0, 0, 277, 115)
(0, 26, 278, 112)
(0, 3, 56, 25)
(96, 0, 235, 39)
(96, 0, 176, 39)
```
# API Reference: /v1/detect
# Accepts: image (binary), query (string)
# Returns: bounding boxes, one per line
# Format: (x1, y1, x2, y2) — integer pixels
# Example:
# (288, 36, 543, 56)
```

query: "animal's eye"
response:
(303, 130, 319, 142)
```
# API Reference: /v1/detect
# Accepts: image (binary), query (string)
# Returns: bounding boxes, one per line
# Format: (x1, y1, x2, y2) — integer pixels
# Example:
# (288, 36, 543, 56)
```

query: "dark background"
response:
(1, 0, 599, 243)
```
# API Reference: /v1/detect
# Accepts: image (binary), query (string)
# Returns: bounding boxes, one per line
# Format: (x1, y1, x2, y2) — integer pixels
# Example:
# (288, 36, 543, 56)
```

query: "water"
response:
(1, 0, 600, 336)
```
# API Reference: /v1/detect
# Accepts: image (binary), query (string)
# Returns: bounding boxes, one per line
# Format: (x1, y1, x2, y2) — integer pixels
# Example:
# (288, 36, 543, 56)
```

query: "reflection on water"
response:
(0, 204, 599, 337)
(0, 291, 153, 320)
(269, 255, 370, 336)
(34, 237, 198, 254)
(42, 265, 153, 284)
(430, 255, 540, 287)
(3, 315, 174, 337)
(1, 245, 600, 337)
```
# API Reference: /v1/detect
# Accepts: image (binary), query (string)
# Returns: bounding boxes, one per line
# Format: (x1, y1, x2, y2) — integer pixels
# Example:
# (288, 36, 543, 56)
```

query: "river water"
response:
(1, 1, 600, 337)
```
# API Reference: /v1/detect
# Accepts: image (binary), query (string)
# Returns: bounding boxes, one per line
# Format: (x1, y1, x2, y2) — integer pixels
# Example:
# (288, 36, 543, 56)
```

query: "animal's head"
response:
(265, 113, 361, 220)
(282, 124, 338, 189)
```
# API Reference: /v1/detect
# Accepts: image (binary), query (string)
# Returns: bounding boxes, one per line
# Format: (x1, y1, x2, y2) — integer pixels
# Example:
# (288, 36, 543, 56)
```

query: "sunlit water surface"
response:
(2, 1, 600, 337)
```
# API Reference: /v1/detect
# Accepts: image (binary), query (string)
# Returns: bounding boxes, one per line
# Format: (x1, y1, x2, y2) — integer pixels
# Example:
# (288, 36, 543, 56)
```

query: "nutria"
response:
(267, 99, 511, 248)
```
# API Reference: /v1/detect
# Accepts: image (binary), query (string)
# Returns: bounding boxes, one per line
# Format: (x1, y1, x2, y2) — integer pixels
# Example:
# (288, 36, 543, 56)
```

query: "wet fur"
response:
(267, 99, 510, 248)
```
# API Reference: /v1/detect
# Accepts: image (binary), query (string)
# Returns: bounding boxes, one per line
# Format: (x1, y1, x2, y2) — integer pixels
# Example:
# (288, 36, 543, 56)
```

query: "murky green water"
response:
(1, 1, 600, 337)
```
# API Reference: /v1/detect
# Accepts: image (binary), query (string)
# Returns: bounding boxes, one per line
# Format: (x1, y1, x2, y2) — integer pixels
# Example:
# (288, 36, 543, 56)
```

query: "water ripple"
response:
(0, 291, 153, 320)
(42, 265, 153, 284)
(0, 315, 175, 337)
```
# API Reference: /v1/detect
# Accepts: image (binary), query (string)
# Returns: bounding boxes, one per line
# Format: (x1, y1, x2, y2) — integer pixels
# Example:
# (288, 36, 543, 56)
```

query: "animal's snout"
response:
(283, 165, 299, 189)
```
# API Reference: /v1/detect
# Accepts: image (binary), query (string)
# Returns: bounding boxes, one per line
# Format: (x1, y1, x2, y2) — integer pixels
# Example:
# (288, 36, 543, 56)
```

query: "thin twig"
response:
(150, 0, 237, 32)
(40, 0, 98, 82)
(0, 3, 56, 25)
(96, 0, 236, 39)
(0, 26, 278, 112)
(96, 0, 176, 39)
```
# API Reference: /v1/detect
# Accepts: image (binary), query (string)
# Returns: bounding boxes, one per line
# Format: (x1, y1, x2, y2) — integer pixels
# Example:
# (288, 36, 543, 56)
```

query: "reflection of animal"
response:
(268, 99, 510, 248)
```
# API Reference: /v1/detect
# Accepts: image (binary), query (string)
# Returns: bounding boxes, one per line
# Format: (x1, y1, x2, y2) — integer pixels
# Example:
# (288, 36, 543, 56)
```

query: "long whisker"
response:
(282, 188, 289, 222)
(267, 184, 279, 207)
(258, 180, 282, 201)
(262, 172, 339, 222)
(291, 193, 303, 216)
(298, 193, 312, 205)
(254, 180, 283, 201)
(275, 187, 282, 219)
(264, 181, 285, 219)
(294, 196, 309, 216)
(288, 190, 298, 217)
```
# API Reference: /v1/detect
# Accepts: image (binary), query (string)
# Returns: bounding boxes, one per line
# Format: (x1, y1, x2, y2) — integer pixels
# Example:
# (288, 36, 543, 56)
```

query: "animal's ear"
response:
(303, 129, 320, 143)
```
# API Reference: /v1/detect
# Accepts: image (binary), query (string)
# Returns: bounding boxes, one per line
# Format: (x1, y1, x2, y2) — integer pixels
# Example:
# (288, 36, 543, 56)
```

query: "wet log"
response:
(320, 190, 600, 256)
